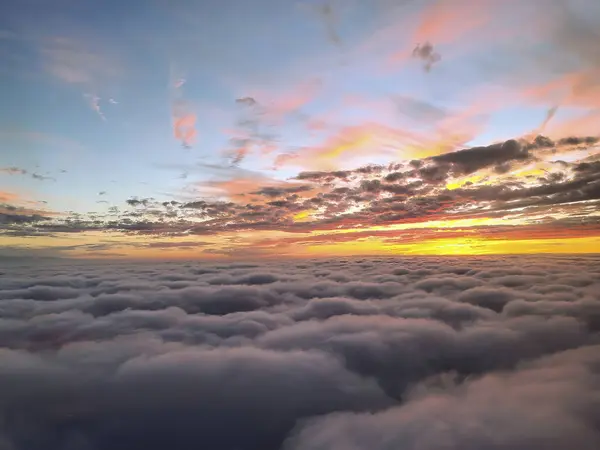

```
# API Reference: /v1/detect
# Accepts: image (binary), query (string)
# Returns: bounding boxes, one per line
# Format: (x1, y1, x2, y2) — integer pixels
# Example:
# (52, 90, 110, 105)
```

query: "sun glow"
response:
(303, 236, 600, 256)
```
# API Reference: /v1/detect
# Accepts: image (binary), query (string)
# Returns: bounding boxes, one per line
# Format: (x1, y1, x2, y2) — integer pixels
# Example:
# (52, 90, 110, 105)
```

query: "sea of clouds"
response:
(0, 255, 599, 450)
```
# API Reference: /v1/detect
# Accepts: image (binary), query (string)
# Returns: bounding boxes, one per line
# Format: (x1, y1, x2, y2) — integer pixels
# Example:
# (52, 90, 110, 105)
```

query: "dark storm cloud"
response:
(0, 255, 599, 449)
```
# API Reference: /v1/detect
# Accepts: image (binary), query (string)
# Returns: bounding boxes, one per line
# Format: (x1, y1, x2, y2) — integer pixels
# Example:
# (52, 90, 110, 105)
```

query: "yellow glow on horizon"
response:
(309, 216, 532, 238)
(302, 236, 600, 256)
(3, 217, 600, 260)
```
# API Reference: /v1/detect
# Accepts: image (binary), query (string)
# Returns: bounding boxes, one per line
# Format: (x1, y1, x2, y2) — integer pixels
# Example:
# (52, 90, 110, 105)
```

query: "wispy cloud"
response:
(298, 0, 343, 48)
(83, 93, 106, 121)
(40, 36, 121, 85)
(412, 0, 496, 45)
(1, 166, 57, 182)
(27, 30, 123, 119)
(0, 167, 27, 176)
(170, 66, 197, 149)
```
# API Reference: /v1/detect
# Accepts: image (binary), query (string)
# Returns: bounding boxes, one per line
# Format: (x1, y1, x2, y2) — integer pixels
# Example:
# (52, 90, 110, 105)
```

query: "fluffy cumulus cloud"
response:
(0, 255, 599, 449)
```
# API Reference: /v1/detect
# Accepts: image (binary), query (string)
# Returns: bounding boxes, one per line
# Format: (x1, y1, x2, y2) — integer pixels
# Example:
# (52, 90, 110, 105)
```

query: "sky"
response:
(1, 0, 600, 259)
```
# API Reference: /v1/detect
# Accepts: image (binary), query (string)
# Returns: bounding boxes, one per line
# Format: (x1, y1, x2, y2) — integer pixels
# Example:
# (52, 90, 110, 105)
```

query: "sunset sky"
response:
(1, 0, 599, 259)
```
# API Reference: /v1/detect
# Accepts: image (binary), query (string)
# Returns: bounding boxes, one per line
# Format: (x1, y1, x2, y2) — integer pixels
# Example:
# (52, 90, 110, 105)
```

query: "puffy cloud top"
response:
(0, 255, 599, 449)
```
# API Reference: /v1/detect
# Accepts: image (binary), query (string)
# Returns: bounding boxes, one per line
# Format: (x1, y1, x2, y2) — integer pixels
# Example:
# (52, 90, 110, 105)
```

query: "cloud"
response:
(385, 0, 500, 67)
(31, 173, 56, 182)
(0, 192, 21, 203)
(169, 64, 198, 149)
(412, 41, 441, 72)
(29, 31, 123, 118)
(2, 132, 599, 256)
(0, 211, 50, 225)
(271, 94, 490, 171)
(529, 1, 600, 109)
(284, 344, 600, 450)
(1, 166, 57, 181)
(273, 123, 414, 170)
(0, 199, 57, 225)
(430, 138, 530, 175)
(83, 93, 106, 121)
(0, 167, 28, 176)
(227, 79, 322, 165)
(411, 0, 496, 46)
(40, 36, 121, 85)
(299, 0, 343, 47)
(392, 95, 449, 123)
(0, 256, 599, 448)
(172, 100, 198, 149)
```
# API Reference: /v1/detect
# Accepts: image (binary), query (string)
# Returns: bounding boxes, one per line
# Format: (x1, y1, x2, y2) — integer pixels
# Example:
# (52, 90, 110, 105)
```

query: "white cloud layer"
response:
(0, 255, 599, 449)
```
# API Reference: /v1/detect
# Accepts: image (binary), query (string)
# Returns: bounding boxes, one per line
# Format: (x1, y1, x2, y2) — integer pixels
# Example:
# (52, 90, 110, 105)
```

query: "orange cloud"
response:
(172, 100, 198, 148)
(0, 200, 60, 218)
(274, 110, 487, 171)
(0, 191, 20, 203)
(198, 173, 320, 205)
(525, 70, 600, 109)
(200, 178, 271, 202)
(388, 0, 506, 65)
(413, 0, 494, 46)
(545, 109, 600, 140)
(0, 191, 52, 211)
(169, 66, 198, 149)
(507, 2, 600, 120)
(244, 78, 322, 123)
(519, 71, 600, 141)
(269, 79, 322, 117)
(274, 123, 398, 170)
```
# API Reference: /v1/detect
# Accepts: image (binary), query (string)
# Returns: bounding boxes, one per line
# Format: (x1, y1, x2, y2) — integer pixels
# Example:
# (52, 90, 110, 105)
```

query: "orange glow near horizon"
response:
(5, 214, 598, 259)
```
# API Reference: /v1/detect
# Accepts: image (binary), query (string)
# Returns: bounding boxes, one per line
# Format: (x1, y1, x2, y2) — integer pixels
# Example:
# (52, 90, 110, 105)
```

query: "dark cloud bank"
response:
(0, 255, 600, 449)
